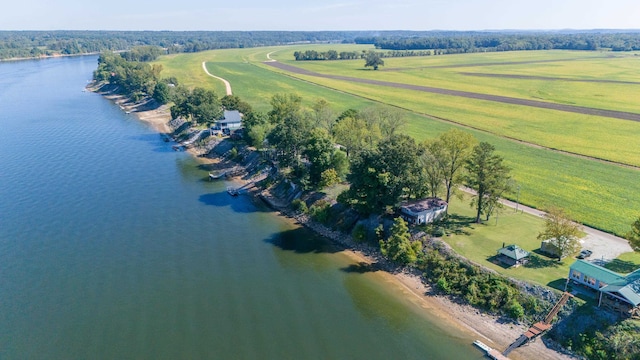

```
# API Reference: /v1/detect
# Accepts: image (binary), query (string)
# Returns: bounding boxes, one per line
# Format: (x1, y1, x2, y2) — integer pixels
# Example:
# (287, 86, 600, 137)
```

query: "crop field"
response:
(264, 50, 640, 167)
(154, 47, 640, 237)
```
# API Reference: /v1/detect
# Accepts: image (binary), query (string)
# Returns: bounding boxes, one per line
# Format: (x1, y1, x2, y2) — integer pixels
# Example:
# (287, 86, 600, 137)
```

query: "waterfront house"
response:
(568, 260, 640, 318)
(496, 244, 530, 267)
(212, 110, 242, 133)
(399, 197, 447, 225)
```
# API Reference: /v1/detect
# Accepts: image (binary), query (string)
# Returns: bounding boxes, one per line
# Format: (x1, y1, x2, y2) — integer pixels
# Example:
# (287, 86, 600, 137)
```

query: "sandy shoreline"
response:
(97, 89, 574, 360)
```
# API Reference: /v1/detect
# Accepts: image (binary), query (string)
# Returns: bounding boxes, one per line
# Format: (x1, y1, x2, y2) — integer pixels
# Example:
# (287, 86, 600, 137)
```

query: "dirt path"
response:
(264, 61, 640, 122)
(202, 61, 232, 95)
(265, 51, 277, 62)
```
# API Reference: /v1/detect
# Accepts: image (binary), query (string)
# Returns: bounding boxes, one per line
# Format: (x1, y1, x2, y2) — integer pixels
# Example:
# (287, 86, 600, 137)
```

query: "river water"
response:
(0, 56, 481, 359)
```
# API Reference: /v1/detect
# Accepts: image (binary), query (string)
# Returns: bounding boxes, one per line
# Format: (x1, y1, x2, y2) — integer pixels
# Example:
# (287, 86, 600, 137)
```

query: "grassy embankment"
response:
(154, 47, 640, 288)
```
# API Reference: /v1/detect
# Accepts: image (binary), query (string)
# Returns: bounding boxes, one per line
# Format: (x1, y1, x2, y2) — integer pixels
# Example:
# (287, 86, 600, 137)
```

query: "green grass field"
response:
(266, 49, 640, 167)
(153, 47, 640, 237)
(442, 195, 571, 288)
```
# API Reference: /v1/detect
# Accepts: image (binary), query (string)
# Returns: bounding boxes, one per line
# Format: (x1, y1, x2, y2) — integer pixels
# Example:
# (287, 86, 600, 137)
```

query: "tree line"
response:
(0, 30, 367, 60)
(293, 49, 434, 61)
(360, 32, 640, 52)
(242, 94, 512, 224)
(4, 30, 639, 60)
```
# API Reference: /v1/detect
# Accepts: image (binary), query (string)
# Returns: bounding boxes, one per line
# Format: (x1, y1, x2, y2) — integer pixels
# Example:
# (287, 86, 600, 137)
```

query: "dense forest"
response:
(2, 30, 639, 60)
(358, 32, 640, 52)
(0, 30, 363, 60)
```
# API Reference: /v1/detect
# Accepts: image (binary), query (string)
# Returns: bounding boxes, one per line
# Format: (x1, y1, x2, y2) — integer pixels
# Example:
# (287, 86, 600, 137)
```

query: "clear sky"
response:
(2, 0, 638, 31)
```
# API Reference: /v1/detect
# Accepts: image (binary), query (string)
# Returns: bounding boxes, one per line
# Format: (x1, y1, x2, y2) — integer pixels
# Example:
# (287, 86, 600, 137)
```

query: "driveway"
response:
(498, 197, 633, 262)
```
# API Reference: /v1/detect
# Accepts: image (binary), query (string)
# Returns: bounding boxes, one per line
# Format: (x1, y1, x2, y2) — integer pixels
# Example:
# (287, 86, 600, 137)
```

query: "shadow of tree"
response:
(341, 261, 382, 274)
(525, 253, 561, 269)
(431, 213, 475, 236)
(264, 227, 341, 255)
(603, 259, 640, 274)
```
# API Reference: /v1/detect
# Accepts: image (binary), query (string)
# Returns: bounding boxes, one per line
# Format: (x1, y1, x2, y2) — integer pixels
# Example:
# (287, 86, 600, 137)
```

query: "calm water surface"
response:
(0, 56, 482, 359)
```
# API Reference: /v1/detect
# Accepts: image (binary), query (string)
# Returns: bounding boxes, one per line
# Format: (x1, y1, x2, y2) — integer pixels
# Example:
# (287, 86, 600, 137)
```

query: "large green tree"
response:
(304, 128, 336, 186)
(430, 129, 476, 203)
(311, 98, 335, 131)
(343, 134, 423, 214)
(332, 116, 369, 157)
(464, 142, 511, 223)
(358, 106, 405, 140)
(188, 87, 223, 125)
(364, 51, 385, 70)
(625, 217, 640, 251)
(537, 206, 582, 259)
(380, 218, 421, 264)
(266, 94, 311, 166)
(420, 142, 445, 198)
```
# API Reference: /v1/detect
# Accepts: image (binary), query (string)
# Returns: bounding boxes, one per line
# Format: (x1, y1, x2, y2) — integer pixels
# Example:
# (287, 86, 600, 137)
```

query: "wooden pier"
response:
(502, 292, 572, 357)
(473, 340, 510, 360)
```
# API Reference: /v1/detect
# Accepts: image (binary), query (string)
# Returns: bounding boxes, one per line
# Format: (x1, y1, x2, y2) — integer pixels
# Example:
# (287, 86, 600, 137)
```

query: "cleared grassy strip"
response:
(155, 46, 292, 94)
(278, 52, 640, 114)
(463, 55, 640, 82)
(270, 69, 640, 167)
(270, 48, 608, 68)
(202, 62, 373, 112)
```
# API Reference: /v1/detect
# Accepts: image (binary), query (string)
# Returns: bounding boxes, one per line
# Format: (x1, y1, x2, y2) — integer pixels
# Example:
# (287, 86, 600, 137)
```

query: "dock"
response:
(502, 292, 572, 357)
(226, 186, 238, 196)
(473, 340, 510, 360)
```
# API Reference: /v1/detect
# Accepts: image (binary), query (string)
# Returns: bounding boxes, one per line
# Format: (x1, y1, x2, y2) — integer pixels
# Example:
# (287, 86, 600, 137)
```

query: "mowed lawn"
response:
(442, 195, 569, 288)
(155, 47, 640, 237)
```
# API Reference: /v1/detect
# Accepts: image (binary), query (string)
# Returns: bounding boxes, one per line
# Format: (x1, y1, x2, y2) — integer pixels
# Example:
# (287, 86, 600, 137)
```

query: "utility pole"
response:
(515, 185, 520, 213)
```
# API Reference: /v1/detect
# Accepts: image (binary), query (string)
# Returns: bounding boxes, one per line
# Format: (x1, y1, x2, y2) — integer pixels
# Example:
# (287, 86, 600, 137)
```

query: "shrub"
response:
(432, 227, 445, 237)
(437, 277, 451, 294)
(228, 147, 238, 160)
(506, 299, 525, 320)
(352, 223, 367, 243)
(319, 168, 340, 188)
(291, 199, 308, 213)
(309, 200, 331, 224)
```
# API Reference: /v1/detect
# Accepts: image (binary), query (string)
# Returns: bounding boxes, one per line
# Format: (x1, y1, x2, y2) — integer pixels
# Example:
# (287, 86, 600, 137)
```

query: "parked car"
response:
(577, 249, 593, 259)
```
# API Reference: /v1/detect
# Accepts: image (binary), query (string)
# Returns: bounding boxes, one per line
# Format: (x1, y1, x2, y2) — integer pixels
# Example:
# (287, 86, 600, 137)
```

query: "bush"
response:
(228, 147, 238, 160)
(352, 223, 367, 243)
(291, 199, 308, 213)
(437, 277, 451, 294)
(420, 246, 544, 321)
(506, 299, 525, 320)
(319, 168, 340, 188)
(309, 199, 331, 224)
(432, 227, 445, 237)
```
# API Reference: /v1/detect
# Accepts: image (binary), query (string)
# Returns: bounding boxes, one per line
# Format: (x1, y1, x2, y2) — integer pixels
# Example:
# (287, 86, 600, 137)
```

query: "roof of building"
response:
(497, 245, 530, 260)
(400, 197, 447, 215)
(221, 110, 242, 124)
(570, 260, 626, 285)
(570, 260, 640, 306)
